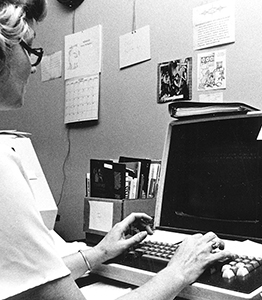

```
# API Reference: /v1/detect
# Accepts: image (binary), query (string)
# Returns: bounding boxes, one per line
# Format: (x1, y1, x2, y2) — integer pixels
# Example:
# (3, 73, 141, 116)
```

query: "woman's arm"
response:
(63, 212, 153, 280)
(8, 275, 87, 300)
(8, 213, 153, 300)
(62, 213, 232, 300)
(12, 229, 231, 300)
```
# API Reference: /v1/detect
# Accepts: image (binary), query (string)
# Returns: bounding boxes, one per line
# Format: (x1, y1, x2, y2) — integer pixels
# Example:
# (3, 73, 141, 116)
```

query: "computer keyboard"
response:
(122, 240, 262, 279)
(117, 240, 180, 272)
(106, 239, 262, 296)
(92, 229, 262, 299)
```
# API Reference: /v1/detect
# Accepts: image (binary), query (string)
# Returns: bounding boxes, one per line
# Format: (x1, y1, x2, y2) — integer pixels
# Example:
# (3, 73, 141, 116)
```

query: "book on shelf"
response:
(119, 156, 151, 199)
(85, 173, 90, 197)
(90, 159, 114, 198)
(112, 162, 126, 199)
(90, 159, 126, 199)
(147, 160, 161, 198)
(89, 157, 161, 200)
(120, 161, 141, 199)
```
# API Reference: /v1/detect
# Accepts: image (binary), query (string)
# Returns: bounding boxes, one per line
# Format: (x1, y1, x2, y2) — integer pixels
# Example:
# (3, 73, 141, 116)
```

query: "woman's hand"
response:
(166, 231, 232, 286)
(93, 212, 153, 264)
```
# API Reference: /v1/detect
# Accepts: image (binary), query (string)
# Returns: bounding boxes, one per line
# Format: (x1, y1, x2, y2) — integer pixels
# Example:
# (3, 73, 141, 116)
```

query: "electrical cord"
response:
(57, 127, 71, 207)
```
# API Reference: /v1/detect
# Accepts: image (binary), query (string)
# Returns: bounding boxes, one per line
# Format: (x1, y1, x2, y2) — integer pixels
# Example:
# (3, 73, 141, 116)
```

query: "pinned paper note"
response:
(199, 92, 223, 103)
(41, 51, 62, 82)
(89, 201, 113, 232)
(119, 25, 151, 69)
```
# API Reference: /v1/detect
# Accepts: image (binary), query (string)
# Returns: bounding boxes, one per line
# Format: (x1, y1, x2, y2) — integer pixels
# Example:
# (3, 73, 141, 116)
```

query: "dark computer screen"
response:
(160, 115, 262, 241)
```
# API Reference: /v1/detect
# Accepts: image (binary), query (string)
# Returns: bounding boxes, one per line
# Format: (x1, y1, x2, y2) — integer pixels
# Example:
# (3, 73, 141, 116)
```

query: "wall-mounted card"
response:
(158, 57, 192, 103)
(41, 51, 62, 82)
(119, 25, 151, 69)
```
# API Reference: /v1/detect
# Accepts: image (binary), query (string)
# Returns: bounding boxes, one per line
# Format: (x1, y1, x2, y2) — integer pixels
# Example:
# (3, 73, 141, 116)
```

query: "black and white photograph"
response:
(158, 57, 192, 103)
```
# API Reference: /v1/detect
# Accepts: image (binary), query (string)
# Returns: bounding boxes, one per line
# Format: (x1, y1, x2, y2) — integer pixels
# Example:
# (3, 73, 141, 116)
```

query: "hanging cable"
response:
(132, 0, 136, 33)
(57, 127, 71, 207)
(72, 9, 76, 33)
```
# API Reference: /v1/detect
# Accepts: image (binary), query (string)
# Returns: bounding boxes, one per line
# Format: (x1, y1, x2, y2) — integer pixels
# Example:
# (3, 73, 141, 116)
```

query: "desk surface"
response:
(76, 273, 186, 300)
(76, 273, 135, 289)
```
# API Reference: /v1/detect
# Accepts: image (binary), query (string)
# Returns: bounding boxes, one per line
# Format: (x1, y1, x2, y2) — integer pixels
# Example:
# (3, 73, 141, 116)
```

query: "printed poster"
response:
(197, 49, 226, 91)
(193, 0, 235, 50)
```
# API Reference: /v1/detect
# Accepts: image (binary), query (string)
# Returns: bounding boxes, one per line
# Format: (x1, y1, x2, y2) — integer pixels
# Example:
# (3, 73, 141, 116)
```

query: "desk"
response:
(76, 274, 134, 300)
(84, 233, 262, 300)
(76, 273, 134, 289)
(76, 273, 186, 300)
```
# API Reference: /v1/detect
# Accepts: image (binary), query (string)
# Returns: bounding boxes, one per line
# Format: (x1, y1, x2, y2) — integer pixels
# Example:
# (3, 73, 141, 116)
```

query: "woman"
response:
(0, 1, 232, 299)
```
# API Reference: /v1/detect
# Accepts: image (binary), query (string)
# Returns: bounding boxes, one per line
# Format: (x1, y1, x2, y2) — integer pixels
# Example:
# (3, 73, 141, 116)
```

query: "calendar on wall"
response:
(64, 25, 102, 124)
(64, 74, 99, 124)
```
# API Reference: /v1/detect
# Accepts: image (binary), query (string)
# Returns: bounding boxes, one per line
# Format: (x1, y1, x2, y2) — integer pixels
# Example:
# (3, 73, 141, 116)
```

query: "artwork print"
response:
(197, 50, 226, 91)
(158, 57, 192, 103)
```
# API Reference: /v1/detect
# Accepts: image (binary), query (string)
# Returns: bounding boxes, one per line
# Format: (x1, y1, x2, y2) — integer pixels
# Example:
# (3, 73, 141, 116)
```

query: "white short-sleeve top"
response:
(0, 144, 70, 299)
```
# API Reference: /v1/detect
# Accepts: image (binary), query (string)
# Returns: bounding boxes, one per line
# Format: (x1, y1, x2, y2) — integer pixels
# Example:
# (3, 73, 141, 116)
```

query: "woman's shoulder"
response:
(0, 142, 16, 156)
(0, 139, 23, 175)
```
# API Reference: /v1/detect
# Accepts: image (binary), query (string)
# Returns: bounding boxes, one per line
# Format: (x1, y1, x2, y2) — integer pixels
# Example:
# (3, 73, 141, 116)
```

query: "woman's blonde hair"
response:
(0, 6, 28, 49)
(0, 0, 47, 68)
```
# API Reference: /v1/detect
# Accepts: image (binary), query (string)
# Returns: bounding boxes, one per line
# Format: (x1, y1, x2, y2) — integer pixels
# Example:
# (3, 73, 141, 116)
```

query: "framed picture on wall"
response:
(157, 57, 192, 103)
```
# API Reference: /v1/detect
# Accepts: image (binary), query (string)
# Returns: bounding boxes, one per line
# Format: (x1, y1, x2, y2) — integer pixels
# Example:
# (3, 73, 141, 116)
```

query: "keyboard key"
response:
(235, 262, 245, 269)
(142, 253, 170, 263)
(222, 268, 235, 279)
(236, 267, 249, 277)
(221, 264, 231, 273)
(245, 263, 254, 272)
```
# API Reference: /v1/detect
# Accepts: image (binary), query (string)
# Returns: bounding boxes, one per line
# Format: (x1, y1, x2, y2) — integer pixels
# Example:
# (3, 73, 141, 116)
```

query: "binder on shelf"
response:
(90, 159, 114, 198)
(168, 101, 259, 119)
(90, 159, 126, 199)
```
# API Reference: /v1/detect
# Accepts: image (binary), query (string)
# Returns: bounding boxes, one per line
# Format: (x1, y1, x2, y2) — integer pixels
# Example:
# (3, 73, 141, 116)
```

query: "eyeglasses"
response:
(20, 40, 44, 67)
